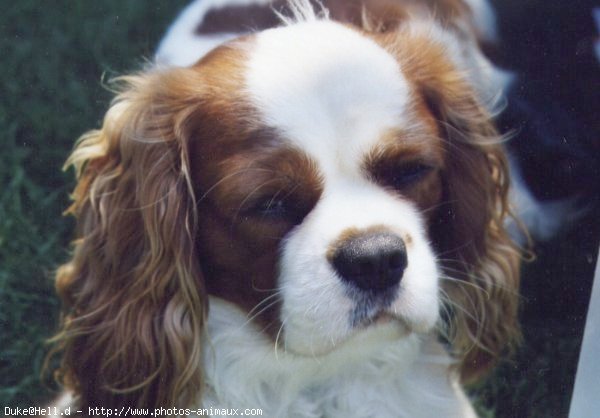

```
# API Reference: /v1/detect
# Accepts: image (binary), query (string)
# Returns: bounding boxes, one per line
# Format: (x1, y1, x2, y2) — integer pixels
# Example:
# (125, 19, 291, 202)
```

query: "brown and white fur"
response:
(52, 1, 521, 416)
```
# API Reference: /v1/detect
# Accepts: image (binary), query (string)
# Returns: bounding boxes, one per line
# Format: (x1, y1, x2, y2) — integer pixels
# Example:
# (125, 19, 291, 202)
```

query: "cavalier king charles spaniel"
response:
(52, 0, 521, 416)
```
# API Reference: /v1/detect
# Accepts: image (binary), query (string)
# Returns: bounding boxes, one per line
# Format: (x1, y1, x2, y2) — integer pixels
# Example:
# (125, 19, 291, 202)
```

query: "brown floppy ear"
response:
(388, 31, 521, 382)
(431, 92, 521, 383)
(52, 68, 207, 409)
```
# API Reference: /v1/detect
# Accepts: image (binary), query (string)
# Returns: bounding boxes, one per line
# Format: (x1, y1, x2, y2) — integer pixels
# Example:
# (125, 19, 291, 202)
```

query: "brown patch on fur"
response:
(195, 0, 474, 37)
(354, 0, 478, 39)
(365, 119, 445, 219)
(330, 0, 472, 35)
(192, 139, 323, 335)
(196, 2, 282, 34)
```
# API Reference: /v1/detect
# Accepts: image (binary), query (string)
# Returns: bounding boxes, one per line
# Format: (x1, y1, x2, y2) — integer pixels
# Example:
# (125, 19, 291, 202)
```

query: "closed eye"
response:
(378, 162, 433, 191)
(254, 198, 290, 219)
(246, 193, 308, 225)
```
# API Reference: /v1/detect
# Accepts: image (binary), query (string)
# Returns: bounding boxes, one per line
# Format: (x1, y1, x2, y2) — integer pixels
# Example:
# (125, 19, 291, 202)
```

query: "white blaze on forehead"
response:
(245, 21, 410, 178)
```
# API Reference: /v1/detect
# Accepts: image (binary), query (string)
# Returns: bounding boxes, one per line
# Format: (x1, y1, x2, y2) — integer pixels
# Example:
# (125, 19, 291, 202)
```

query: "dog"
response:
(52, 1, 521, 416)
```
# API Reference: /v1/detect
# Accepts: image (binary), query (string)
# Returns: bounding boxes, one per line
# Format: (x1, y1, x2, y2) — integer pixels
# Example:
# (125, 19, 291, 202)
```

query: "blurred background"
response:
(0, 1, 598, 417)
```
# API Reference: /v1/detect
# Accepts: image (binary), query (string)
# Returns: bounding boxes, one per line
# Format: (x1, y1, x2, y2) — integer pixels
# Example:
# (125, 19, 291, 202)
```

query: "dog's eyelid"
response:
(245, 193, 298, 220)
(371, 158, 436, 191)
(393, 162, 432, 181)
(397, 160, 434, 173)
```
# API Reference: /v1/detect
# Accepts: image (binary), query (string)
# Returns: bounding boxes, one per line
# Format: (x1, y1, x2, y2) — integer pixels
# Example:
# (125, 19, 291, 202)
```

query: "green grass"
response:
(0, 1, 187, 406)
(0, 1, 597, 416)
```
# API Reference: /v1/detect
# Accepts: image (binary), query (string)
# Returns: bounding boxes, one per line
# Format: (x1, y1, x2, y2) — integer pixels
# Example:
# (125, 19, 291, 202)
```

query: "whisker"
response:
(274, 315, 289, 362)
(197, 166, 278, 204)
(439, 274, 489, 296)
(434, 239, 476, 257)
(437, 265, 520, 294)
(438, 284, 481, 325)
(245, 291, 283, 319)
(421, 199, 457, 215)
(242, 298, 283, 330)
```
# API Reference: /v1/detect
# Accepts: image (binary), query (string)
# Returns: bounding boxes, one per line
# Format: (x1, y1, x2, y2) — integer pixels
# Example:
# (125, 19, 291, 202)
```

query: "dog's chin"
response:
(342, 311, 415, 349)
(358, 310, 404, 329)
(285, 311, 418, 361)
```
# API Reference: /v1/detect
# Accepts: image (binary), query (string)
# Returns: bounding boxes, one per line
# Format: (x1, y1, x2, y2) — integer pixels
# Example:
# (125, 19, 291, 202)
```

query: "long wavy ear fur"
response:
(431, 90, 521, 383)
(52, 69, 207, 410)
(380, 28, 521, 382)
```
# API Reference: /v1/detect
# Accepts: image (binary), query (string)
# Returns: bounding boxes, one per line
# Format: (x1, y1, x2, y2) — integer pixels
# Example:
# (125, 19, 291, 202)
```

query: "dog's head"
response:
(54, 9, 520, 410)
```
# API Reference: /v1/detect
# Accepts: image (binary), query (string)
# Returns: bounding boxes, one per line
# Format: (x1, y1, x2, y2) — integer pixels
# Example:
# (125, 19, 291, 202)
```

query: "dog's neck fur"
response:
(201, 298, 477, 418)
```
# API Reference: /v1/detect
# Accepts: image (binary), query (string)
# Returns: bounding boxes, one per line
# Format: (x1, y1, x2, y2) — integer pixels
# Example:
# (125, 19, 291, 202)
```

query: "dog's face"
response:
(192, 21, 444, 355)
(57, 15, 519, 410)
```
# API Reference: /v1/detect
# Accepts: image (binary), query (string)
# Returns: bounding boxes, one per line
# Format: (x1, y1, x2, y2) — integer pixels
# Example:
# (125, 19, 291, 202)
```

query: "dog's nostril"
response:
(331, 232, 407, 292)
(388, 251, 405, 269)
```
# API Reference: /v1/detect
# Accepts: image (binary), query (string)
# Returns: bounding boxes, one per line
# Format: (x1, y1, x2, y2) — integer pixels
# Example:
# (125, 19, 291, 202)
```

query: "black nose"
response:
(330, 232, 407, 292)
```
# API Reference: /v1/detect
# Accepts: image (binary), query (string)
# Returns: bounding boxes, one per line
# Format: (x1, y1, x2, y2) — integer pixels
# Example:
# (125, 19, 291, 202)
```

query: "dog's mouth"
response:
(280, 307, 411, 360)
(331, 310, 412, 356)
(366, 310, 397, 326)
(354, 308, 409, 331)
(349, 288, 402, 329)
(278, 286, 435, 359)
